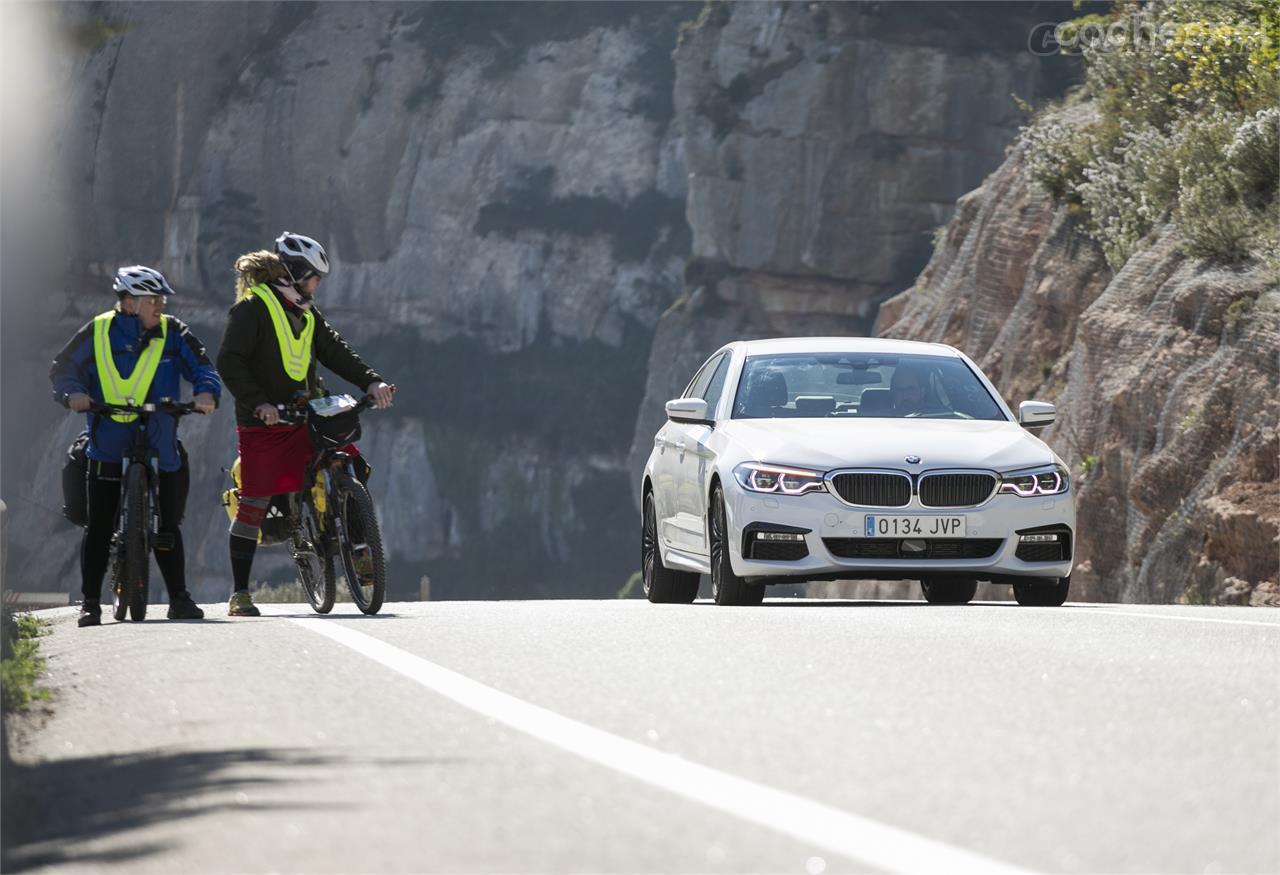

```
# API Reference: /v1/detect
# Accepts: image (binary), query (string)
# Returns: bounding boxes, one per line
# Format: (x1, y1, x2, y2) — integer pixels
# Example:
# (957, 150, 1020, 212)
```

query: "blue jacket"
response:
(49, 312, 222, 472)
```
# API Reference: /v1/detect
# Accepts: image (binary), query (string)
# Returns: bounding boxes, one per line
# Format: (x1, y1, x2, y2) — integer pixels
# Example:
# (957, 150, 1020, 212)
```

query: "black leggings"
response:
(81, 461, 190, 604)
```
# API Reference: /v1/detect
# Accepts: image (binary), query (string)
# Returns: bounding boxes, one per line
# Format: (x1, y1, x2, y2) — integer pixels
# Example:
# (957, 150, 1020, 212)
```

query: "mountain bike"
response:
(88, 400, 196, 621)
(274, 394, 387, 615)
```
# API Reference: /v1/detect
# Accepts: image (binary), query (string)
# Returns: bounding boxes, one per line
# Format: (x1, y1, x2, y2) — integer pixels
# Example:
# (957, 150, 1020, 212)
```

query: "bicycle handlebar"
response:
(271, 394, 378, 426)
(88, 400, 198, 417)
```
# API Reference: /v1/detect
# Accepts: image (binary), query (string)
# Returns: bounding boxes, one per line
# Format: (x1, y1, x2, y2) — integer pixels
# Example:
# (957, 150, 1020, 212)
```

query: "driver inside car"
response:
(890, 365, 931, 415)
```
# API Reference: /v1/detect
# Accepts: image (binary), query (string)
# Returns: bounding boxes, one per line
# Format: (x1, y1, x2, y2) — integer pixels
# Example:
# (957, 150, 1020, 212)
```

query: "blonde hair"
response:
(234, 250, 287, 299)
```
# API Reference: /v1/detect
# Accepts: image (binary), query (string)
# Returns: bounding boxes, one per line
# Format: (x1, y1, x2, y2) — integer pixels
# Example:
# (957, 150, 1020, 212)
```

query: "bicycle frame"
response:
(87, 400, 196, 619)
(91, 401, 194, 538)
(273, 394, 385, 614)
(278, 397, 370, 543)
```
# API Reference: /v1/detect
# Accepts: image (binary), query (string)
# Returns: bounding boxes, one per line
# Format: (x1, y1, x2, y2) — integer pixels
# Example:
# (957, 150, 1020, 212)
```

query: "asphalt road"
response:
(4, 599, 1278, 874)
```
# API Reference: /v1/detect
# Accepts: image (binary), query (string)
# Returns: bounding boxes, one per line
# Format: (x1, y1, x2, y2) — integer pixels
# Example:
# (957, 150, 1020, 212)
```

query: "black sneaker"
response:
(167, 593, 204, 620)
(78, 603, 102, 628)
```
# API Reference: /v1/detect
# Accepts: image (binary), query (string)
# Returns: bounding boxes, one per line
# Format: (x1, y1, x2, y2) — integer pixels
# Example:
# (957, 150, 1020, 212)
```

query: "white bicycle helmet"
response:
(112, 265, 174, 296)
(275, 231, 330, 283)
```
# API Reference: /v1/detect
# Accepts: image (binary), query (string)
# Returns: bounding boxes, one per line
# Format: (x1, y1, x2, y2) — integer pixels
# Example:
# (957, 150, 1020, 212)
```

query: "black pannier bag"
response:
(258, 495, 295, 545)
(61, 431, 91, 527)
(64, 436, 190, 528)
(307, 395, 361, 448)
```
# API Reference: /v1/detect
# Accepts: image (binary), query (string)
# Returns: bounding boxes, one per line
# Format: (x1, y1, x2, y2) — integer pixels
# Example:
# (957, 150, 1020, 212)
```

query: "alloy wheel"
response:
(642, 495, 657, 597)
(710, 490, 725, 601)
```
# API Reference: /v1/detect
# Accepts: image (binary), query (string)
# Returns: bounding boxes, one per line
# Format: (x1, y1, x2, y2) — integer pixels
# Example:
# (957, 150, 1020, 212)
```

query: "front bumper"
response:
(726, 484, 1075, 583)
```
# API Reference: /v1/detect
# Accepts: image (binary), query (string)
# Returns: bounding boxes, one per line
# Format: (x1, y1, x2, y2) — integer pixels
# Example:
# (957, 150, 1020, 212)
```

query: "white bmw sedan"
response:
(640, 337, 1075, 607)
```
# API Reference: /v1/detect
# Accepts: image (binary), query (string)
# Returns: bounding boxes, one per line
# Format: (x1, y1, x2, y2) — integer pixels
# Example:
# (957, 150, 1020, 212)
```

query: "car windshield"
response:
(730, 352, 1007, 421)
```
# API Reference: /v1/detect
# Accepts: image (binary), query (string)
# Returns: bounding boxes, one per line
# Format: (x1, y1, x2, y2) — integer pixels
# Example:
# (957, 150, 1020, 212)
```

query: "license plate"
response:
(863, 515, 966, 538)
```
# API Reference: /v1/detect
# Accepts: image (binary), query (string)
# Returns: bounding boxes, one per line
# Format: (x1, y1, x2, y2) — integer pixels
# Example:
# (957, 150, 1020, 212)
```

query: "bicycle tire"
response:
(333, 471, 385, 615)
(294, 507, 336, 614)
(123, 464, 150, 621)
(110, 539, 128, 622)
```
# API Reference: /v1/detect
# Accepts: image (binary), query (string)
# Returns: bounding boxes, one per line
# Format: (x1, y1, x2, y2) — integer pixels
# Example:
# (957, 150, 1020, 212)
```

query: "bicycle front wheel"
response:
(110, 541, 128, 622)
(333, 472, 385, 615)
(123, 463, 150, 621)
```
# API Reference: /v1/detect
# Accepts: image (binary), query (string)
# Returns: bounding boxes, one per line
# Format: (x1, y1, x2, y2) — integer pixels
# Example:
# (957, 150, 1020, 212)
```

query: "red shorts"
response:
(237, 425, 359, 498)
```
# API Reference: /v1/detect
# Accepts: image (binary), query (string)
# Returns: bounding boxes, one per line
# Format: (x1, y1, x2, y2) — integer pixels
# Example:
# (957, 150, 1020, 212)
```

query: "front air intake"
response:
(823, 538, 1003, 559)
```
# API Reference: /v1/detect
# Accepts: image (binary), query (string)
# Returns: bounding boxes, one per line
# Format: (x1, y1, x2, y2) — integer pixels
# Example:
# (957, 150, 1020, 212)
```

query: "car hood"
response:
(719, 418, 1056, 473)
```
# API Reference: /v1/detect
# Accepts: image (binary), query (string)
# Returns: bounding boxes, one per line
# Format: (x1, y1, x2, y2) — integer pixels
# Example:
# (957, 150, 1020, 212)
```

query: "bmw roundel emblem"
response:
(905, 455, 921, 464)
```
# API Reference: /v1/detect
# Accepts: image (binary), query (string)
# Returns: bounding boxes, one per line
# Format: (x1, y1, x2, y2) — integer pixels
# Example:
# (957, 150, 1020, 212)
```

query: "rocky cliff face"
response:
(4, 1, 1083, 602)
(876, 118, 1279, 606)
(9, 1, 698, 601)
(628, 1, 1080, 484)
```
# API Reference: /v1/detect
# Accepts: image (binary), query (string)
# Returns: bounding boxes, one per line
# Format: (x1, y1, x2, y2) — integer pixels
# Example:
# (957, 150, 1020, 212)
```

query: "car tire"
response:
(710, 486, 765, 607)
(921, 576, 977, 605)
(1013, 576, 1070, 607)
(642, 491, 698, 604)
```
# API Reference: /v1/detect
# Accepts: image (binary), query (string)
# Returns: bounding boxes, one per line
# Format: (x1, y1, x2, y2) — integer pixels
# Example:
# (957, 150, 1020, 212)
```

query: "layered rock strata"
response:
(8, 2, 699, 600)
(629, 1, 1080, 487)
(876, 133, 1278, 605)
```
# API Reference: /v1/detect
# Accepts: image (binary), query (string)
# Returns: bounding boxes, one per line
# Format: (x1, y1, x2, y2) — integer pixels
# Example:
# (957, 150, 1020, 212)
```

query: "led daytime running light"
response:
(998, 465, 1069, 497)
(734, 463, 826, 496)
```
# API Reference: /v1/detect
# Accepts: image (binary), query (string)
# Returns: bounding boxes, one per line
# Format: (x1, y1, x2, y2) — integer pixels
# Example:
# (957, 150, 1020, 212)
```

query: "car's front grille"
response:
(918, 473, 996, 507)
(749, 540, 810, 561)
(828, 472, 911, 507)
(823, 538, 1003, 560)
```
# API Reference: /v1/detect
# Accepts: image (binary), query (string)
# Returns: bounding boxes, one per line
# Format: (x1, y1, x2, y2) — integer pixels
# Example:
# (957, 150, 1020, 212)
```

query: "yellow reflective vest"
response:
(92, 311, 167, 423)
(249, 284, 315, 381)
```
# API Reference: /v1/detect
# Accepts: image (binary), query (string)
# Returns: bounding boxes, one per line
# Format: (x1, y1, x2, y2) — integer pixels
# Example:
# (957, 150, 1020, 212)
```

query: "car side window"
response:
(699, 354, 732, 416)
(685, 353, 724, 400)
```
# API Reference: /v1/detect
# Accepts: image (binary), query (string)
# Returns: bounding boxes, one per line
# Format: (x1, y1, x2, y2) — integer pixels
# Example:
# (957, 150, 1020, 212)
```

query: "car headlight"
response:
(998, 463, 1070, 497)
(733, 462, 827, 496)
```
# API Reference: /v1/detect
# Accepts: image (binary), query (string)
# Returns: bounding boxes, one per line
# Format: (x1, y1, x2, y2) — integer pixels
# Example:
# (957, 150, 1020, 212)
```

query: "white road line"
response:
(1055, 608, 1280, 629)
(289, 617, 1036, 875)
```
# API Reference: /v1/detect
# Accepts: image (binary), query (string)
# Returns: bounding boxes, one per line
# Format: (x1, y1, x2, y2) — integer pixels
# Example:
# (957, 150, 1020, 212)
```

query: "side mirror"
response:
(666, 398, 710, 424)
(1019, 400, 1055, 430)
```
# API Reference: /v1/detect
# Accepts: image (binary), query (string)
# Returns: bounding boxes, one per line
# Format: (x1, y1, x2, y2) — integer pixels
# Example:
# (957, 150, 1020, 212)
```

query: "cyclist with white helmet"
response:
(50, 265, 221, 626)
(216, 233, 394, 617)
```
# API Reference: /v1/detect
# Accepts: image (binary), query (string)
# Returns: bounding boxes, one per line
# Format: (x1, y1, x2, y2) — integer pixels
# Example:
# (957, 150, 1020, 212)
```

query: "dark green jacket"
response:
(217, 289, 383, 427)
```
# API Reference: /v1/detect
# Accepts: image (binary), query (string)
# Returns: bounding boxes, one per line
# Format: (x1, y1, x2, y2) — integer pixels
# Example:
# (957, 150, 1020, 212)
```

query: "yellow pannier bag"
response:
(220, 457, 297, 545)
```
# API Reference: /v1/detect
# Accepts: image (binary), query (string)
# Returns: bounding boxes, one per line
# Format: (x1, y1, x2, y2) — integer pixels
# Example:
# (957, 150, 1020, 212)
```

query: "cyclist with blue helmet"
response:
(50, 265, 221, 626)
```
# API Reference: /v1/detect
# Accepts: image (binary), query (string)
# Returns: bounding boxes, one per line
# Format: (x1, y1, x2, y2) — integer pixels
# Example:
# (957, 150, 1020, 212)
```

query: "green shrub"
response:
(1022, 120, 1097, 204)
(1227, 107, 1280, 207)
(1077, 124, 1177, 266)
(1174, 112, 1258, 259)
(1, 611, 49, 713)
(1021, 1, 1279, 267)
